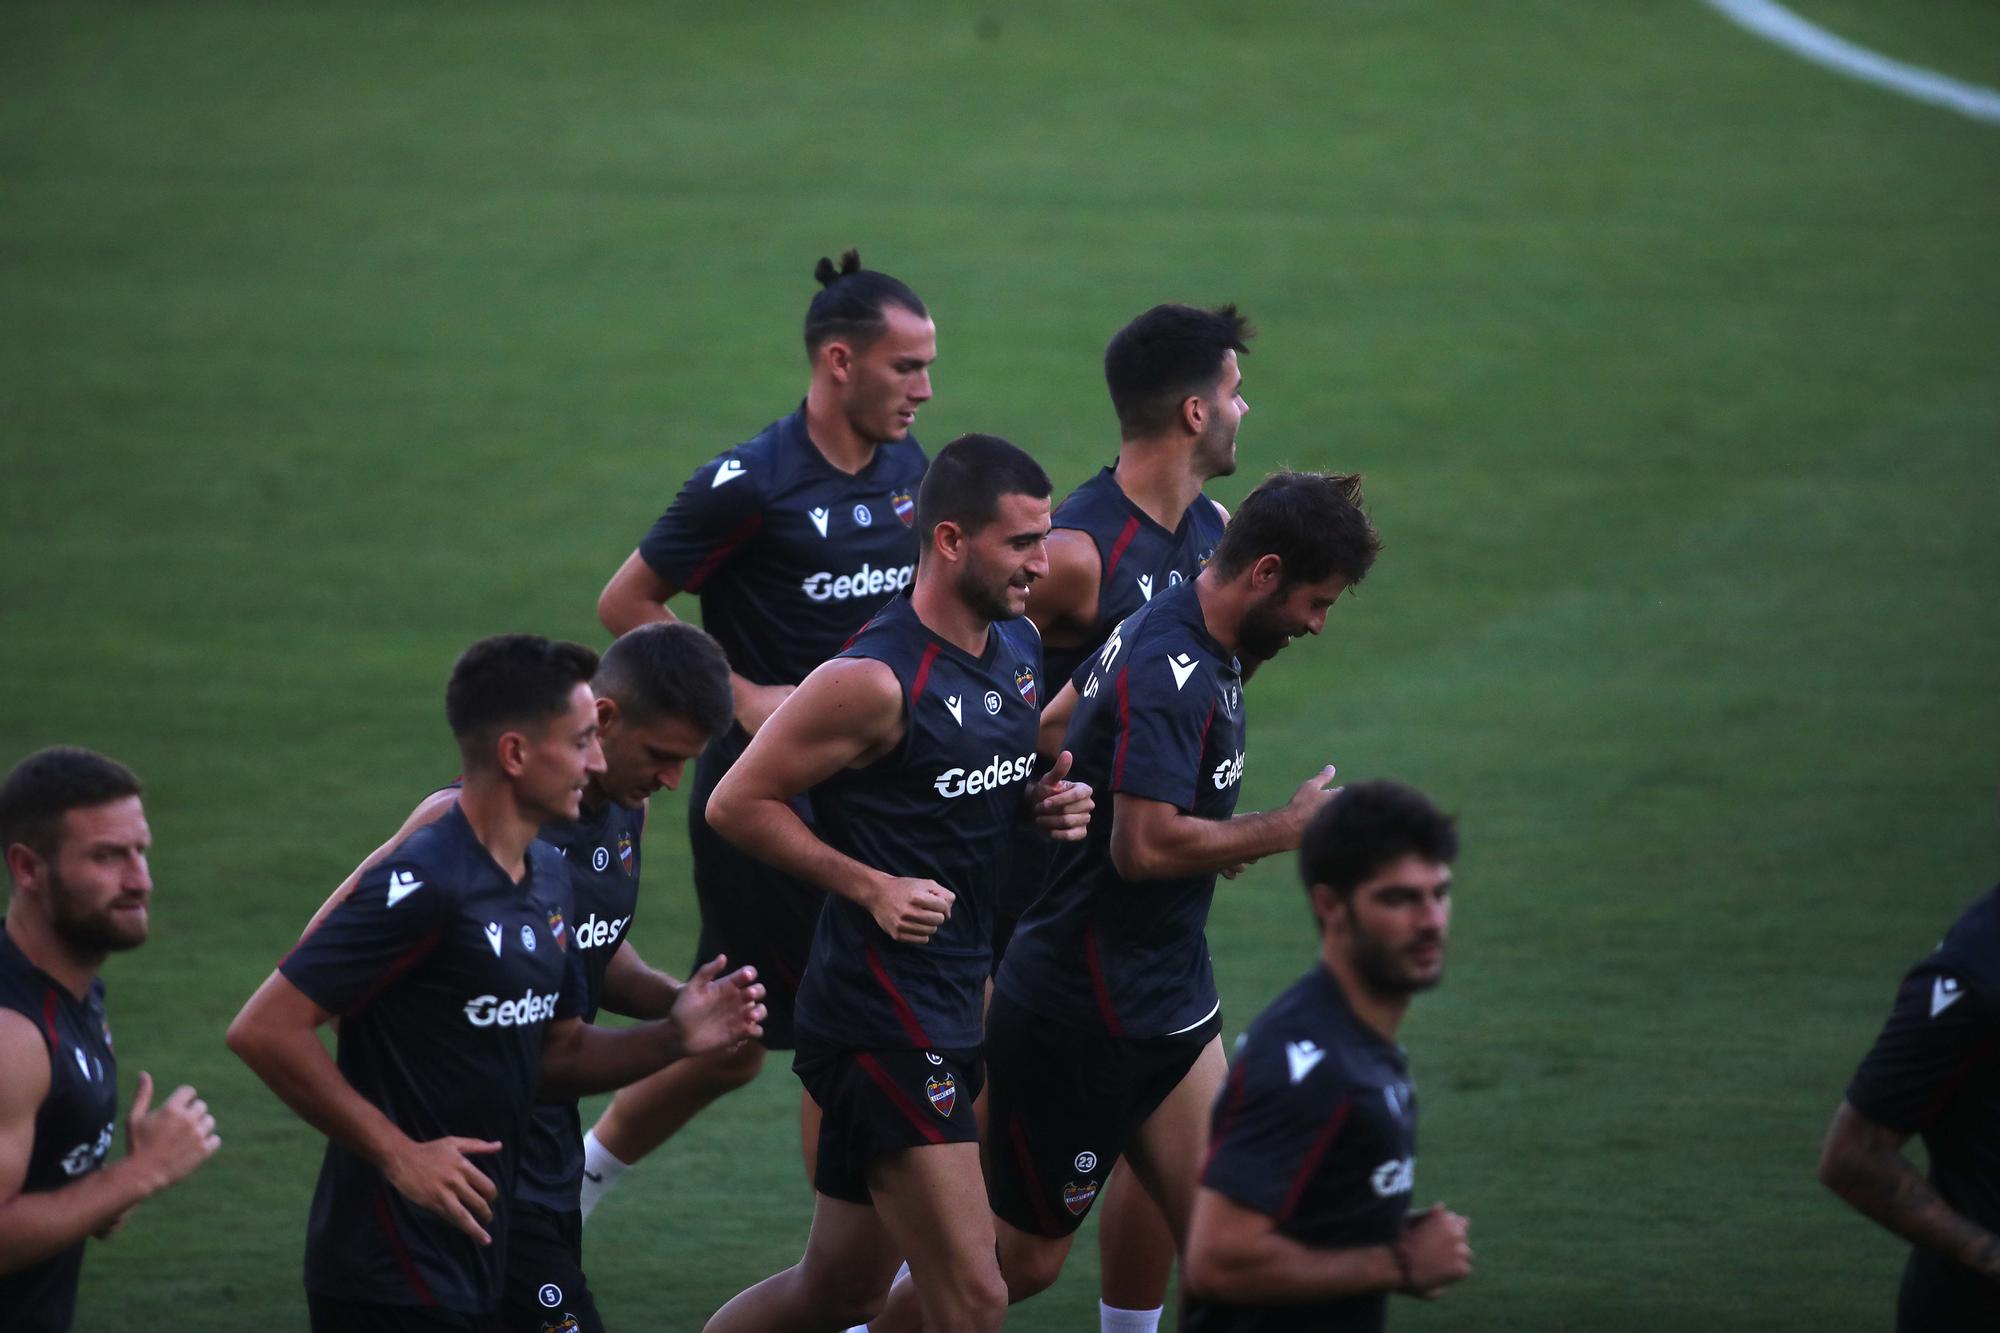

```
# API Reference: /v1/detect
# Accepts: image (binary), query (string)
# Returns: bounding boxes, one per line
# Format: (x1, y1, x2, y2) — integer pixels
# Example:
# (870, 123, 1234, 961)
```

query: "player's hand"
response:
(868, 877, 954, 944)
(1028, 751, 1094, 842)
(736, 682, 796, 737)
(125, 1071, 221, 1191)
(1282, 764, 1340, 842)
(1398, 1203, 1472, 1295)
(384, 1136, 502, 1246)
(670, 954, 767, 1054)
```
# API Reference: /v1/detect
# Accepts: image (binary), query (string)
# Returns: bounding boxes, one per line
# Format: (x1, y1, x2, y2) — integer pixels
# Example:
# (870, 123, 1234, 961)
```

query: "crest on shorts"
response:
(925, 1072, 957, 1118)
(546, 909, 566, 949)
(1062, 1179, 1101, 1216)
(617, 832, 635, 876)
(892, 490, 915, 526)
(1014, 664, 1037, 707)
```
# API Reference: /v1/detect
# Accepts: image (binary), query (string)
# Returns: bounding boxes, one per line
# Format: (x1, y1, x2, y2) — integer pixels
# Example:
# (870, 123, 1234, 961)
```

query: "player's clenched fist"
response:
(125, 1071, 222, 1189)
(868, 876, 954, 943)
(1398, 1203, 1473, 1296)
(671, 954, 767, 1053)
(384, 1135, 502, 1245)
(1028, 750, 1094, 842)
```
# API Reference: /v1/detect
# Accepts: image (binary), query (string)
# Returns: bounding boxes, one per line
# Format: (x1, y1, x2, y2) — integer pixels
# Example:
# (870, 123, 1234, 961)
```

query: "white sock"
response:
(1100, 1300, 1162, 1333)
(578, 1129, 632, 1222)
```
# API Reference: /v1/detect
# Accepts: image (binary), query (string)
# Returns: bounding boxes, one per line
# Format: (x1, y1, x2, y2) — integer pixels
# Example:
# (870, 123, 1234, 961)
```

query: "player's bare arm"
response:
(597, 939, 683, 1021)
(539, 956, 765, 1098)
(1037, 680, 1080, 760)
(599, 550, 793, 735)
(298, 789, 459, 938)
(1110, 764, 1340, 881)
(707, 655, 955, 943)
(1025, 528, 1102, 653)
(1819, 1099, 2000, 1280)
(1185, 1188, 1471, 1304)
(226, 972, 502, 1246)
(0, 1014, 218, 1275)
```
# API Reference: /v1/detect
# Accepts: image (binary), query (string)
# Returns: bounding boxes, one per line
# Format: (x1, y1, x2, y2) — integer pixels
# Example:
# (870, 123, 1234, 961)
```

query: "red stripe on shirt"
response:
(855, 1052, 947, 1145)
(1102, 516, 1142, 580)
(865, 943, 932, 1047)
(1197, 699, 1217, 755)
(41, 988, 59, 1050)
(343, 927, 445, 1018)
(1276, 1093, 1352, 1225)
(1111, 667, 1132, 789)
(908, 642, 943, 708)
(1082, 925, 1125, 1037)
(372, 1182, 439, 1306)
(1007, 1113, 1066, 1235)
(682, 512, 765, 593)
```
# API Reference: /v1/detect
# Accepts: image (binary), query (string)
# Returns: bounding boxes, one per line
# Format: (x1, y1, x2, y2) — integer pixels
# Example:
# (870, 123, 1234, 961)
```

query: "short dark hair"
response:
(594, 622, 735, 737)
(1104, 303, 1254, 439)
(1300, 780, 1458, 900)
(1211, 471, 1381, 589)
(445, 634, 601, 765)
(913, 433, 1052, 551)
(0, 747, 144, 860)
(804, 249, 928, 356)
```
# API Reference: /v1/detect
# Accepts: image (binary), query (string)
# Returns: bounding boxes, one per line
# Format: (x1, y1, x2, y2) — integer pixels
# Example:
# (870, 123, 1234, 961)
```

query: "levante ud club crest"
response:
(1014, 664, 1036, 707)
(892, 490, 915, 526)
(1062, 1179, 1100, 1215)
(925, 1072, 956, 1118)
(617, 832, 635, 876)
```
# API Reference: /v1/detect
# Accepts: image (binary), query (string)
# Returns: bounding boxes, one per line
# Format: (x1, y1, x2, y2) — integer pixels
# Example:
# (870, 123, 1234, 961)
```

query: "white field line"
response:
(1702, 0, 2000, 126)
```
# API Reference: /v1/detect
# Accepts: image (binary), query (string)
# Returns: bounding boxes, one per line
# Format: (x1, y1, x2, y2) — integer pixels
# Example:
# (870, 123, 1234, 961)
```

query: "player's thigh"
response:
(1122, 1033, 1228, 1244)
(868, 1141, 1006, 1312)
(792, 1190, 905, 1313)
(984, 990, 1129, 1239)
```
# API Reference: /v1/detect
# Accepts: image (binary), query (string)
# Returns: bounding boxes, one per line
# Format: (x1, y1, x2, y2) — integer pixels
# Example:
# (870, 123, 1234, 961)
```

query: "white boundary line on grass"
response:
(1702, 0, 2000, 126)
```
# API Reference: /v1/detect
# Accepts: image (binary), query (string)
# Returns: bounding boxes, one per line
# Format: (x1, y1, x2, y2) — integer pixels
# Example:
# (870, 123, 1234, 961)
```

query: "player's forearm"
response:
(600, 945, 681, 1021)
(709, 790, 884, 905)
(538, 1020, 686, 1099)
(1821, 1137, 2000, 1279)
(0, 1158, 168, 1275)
(1186, 1230, 1402, 1304)
(1113, 805, 1301, 881)
(226, 1019, 416, 1172)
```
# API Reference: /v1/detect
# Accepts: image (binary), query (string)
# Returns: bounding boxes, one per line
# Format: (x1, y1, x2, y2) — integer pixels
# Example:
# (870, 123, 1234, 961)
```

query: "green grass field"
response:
(4, 2, 1998, 1328)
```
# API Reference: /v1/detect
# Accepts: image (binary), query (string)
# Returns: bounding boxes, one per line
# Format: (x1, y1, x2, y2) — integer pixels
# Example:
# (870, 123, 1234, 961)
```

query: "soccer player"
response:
(1819, 877, 2000, 1329)
(700, 435, 1093, 1333)
(1014, 301, 1249, 1333)
(1182, 780, 1472, 1330)
(582, 250, 934, 1213)
(290, 623, 738, 1333)
(227, 634, 764, 1333)
(975, 471, 1382, 1321)
(0, 748, 221, 1333)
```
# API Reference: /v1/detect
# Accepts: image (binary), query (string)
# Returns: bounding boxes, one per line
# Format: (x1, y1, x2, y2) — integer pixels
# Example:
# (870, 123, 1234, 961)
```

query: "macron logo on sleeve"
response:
(1168, 652, 1199, 691)
(944, 695, 964, 725)
(1285, 1040, 1325, 1084)
(712, 459, 746, 488)
(385, 870, 424, 907)
(1932, 976, 1965, 1018)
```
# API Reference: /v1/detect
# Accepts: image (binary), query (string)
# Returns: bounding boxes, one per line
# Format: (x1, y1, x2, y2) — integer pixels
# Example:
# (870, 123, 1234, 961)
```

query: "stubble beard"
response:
(49, 869, 147, 955)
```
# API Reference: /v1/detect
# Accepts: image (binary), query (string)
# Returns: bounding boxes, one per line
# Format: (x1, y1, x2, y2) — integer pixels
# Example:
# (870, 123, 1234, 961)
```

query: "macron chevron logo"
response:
(808, 507, 830, 537)
(1168, 652, 1198, 691)
(1932, 976, 1965, 1018)
(1285, 1040, 1325, 1084)
(385, 870, 425, 907)
(944, 694, 963, 725)
(712, 459, 746, 488)
(1137, 574, 1154, 602)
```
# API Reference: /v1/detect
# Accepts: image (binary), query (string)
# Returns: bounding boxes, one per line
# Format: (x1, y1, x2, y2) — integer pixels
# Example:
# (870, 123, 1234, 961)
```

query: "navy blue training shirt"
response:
(516, 797, 648, 1213)
(1846, 885, 2000, 1327)
(1184, 965, 1418, 1333)
(280, 805, 585, 1315)
(999, 580, 1246, 1038)
(636, 407, 927, 691)
(0, 927, 119, 1333)
(1043, 465, 1227, 689)
(793, 592, 1044, 1052)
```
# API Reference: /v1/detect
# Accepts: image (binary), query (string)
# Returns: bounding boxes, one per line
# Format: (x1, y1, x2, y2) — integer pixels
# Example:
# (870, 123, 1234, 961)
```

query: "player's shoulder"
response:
(1051, 466, 1121, 525)
(1240, 969, 1391, 1090)
(683, 410, 801, 496)
(1912, 884, 2000, 1000)
(357, 809, 474, 908)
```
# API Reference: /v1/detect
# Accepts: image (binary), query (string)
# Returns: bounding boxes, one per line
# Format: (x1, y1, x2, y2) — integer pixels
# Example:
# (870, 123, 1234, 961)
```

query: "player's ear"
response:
(1309, 883, 1344, 936)
(4, 841, 46, 895)
(931, 519, 966, 565)
(495, 729, 531, 779)
(1250, 553, 1284, 592)
(1179, 393, 1206, 437)
(823, 338, 855, 383)
(594, 694, 621, 732)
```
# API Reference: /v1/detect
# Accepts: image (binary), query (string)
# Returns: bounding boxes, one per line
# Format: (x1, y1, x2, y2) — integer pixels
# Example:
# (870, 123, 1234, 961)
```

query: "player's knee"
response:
(1002, 1235, 1068, 1302)
(925, 1263, 1009, 1325)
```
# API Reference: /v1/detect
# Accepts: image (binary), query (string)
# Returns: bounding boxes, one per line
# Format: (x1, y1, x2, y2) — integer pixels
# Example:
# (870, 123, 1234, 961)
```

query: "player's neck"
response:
(3, 910, 100, 1001)
(1319, 951, 1412, 1042)
(456, 776, 543, 883)
(1113, 442, 1206, 530)
(803, 385, 881, 475)
(1192, 569, 1247, 657)
(910, 570, 992, 658)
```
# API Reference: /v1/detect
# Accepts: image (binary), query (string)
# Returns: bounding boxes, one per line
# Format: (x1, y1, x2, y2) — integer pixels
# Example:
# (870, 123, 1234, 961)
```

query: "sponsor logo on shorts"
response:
(1062, 1180, 1100, 1215)
(925, 1072, 957, 1118)
(932, 752, 1036, 799)
(802, 561, 914, 604)
(464, 989, 561, 1028)
(1371, 1156, 1415, 1197)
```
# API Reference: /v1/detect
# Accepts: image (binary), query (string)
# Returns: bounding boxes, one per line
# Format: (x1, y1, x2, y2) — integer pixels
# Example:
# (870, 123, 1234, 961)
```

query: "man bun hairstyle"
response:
(804, 248, 928, 356)
(445, 634, 601, 766)
(1104, 303, 1255, 439)
(1300, 780, 1459, 900)
(913, 433, 1052, 552)
(594, 622, 735, 738)
(0, 747, 144, 860)
(1211, 470, 1381, 590)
